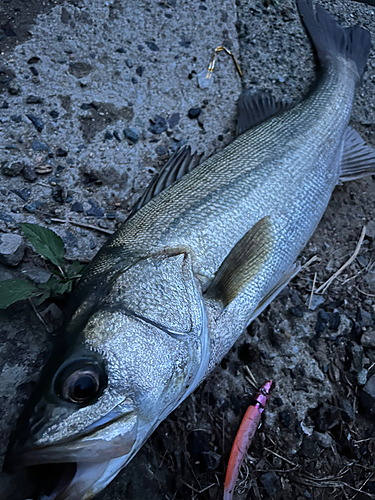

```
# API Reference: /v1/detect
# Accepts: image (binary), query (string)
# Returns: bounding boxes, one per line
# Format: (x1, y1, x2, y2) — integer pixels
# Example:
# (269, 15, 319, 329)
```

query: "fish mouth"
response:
(5, 411, 138, 500)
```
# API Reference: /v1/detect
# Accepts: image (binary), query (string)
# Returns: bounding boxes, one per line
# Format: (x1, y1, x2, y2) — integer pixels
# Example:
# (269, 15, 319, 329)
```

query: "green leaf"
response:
(0, 279, 39, 309)
(67, 260, 85, 279)
(19, 223, 65, 269)
(52, 281, 71, 295)
(34, 291, 52, 306)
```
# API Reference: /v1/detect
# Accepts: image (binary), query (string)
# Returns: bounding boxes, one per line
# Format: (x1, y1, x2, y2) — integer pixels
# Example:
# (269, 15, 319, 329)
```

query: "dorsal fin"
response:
(236, 91, 289, 137)
(130, 145, 204, 216)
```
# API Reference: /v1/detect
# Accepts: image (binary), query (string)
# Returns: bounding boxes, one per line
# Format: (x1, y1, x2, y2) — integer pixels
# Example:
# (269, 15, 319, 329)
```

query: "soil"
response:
(0, 1, 374, 500)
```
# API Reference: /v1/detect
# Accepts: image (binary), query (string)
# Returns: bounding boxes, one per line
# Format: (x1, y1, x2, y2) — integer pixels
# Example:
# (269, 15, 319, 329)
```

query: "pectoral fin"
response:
(206, 216, 274, 307)
(340, 127, 375, 182)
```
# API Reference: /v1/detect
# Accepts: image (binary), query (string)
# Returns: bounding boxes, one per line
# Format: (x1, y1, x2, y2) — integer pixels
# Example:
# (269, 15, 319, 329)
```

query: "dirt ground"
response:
(0, 1, 374, 499)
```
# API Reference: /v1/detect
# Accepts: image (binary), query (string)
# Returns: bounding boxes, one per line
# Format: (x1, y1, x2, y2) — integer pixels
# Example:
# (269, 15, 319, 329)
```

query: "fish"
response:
(4, 1, 375, 499)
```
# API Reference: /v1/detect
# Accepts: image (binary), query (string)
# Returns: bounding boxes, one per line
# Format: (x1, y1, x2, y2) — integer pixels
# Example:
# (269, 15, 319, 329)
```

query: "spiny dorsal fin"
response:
(206, 216, 274, 307)
(130, 145, 204, 215)
(236, 91, 289, 137)
(340, 127, 375, 182)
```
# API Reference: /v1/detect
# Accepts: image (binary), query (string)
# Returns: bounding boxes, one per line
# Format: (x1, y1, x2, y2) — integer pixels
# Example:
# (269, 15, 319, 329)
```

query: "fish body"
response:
(4, 1, 375, 499)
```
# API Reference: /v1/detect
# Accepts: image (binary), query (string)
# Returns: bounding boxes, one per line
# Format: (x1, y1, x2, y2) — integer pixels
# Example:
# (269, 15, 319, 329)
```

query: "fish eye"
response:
(54, 361, 106, 405)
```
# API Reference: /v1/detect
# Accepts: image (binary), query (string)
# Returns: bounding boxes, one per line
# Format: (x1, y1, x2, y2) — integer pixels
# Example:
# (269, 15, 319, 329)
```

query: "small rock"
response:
(55, 147, 68, 157)
(313, 431, 333, 449)
(300, 435, 321, 460)
(365, 220, 375, 239)
(40, 303, 63, 331)
(356, 307, 373, 328)
(26, 114, 44, 132)
(124, 127, 139, 143)
(31, 139, 49, 151)
(113, 130, 121, 142)
(360, 330, 375, 347)
(49, 109, 59, 119)
(149, 115, 167, 134)
(306, 293, 325, 310)
(115, 47, 126, 54)
(0, 234, 25, 266)
(260, 471, 281, 496)
(315, 310, 330, 334)
(125, 59, 133, 68)
(25, 95, 43, 104)
(2, 161, 24, 177)
(168, 113, 180, 129)
(86, 199, 104, 218)
(339, 398, 355, 421)
(11, 114, 22, 123)
(22, 164, 37, 182)
(155, 143, 168, 156)
(68, 61, 92, 78)
(145, 41, 159, 51)
(136, 66, 144, 77)
(289, 304, 304, 317)
(349, 342, 364, 373)
(11, 188, 31, 202)
(188, 107, 201, 119)
(8, 81, 20, 95)
(357, 369, 368, 386)
(29, 67, 39, 76)
(71, 201, 84, 213)
(27, 56, 40, 64)
(35, 164, 53, 174)
(104, 131, 113, 141)
(20, 263, 51, 284)
(52, 186, 65, 204)
(24, 201, 44, 213)
(360, 374, 375, 416)
(200, 451, 221, 471)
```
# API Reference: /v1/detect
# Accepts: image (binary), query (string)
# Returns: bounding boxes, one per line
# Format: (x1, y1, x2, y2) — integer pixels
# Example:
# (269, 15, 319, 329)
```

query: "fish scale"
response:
(4, 2, 375, 500)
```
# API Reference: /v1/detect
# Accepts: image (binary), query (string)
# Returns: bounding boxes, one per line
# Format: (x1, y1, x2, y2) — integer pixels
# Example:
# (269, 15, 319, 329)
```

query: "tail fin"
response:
(297, 0, 371, 80)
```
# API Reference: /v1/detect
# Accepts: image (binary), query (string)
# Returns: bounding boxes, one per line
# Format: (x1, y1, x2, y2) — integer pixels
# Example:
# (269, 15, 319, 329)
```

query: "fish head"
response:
(5, 254, 210, 499)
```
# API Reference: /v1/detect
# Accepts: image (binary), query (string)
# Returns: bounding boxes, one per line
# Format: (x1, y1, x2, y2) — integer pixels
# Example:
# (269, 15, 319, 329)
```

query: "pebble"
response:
(27, 56, 40, 64)
(40, 303, 63, 331)
(49, 109, 59, 119)
(155, 143, 168, 156)
(22, 164, 37, 182)
(113, 130, 121, 142)
(104, 131, 113, 141)
(20, 263, 51, 284)
(11, 188, 31, 202)
(313, 431, 333, 449)
(26, 114, 44, 132)
(31, 139, 49, 151)
(52, 186, 65, 204)
(365, 220, 375, 238)
(349, 342, 364, 373)
(125, 59, 133, 68)
(35, 164, 53, 174)
(356, 307, 372, 328)
(55, 147, 68, 157)
(11, 115, 22, 123)
(2, 161, 24, 177)
(86, 199, 104, 218)
(260, 471, 281, 496)
(357, 369, 368, 386)
(124, 127, 139, 143)
(360, 330, 375, 347)
(71, 201, 84, 213)
(136, 66, 144, 77)
(360, 374, 375, 416)
(168, 112, 180, 129)
(289, 304, 304, 317)
(149, 115, 167, 134)
(24, 201, 45, 213)
(306, 293, 325, 310)
(145, 41, 159, 51)
(188, 107, 202, 119)
(0, 234, 25, 266)
(29, 67, 39, 76)
(68, 61, 92, 78)
(25, 95, 43, 104)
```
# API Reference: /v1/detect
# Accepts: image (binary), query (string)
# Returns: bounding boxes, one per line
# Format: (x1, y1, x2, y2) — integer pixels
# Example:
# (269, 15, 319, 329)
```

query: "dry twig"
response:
(315, 226, 366, 294)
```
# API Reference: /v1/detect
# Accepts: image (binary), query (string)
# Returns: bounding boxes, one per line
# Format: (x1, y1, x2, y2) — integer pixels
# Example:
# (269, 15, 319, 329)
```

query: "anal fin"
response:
(340, 127, 375, 182)
(206, 216, 274, 307)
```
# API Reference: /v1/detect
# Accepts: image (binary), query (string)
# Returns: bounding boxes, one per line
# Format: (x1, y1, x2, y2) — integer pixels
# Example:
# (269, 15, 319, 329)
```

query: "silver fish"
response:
(4, 1, 375, 499)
